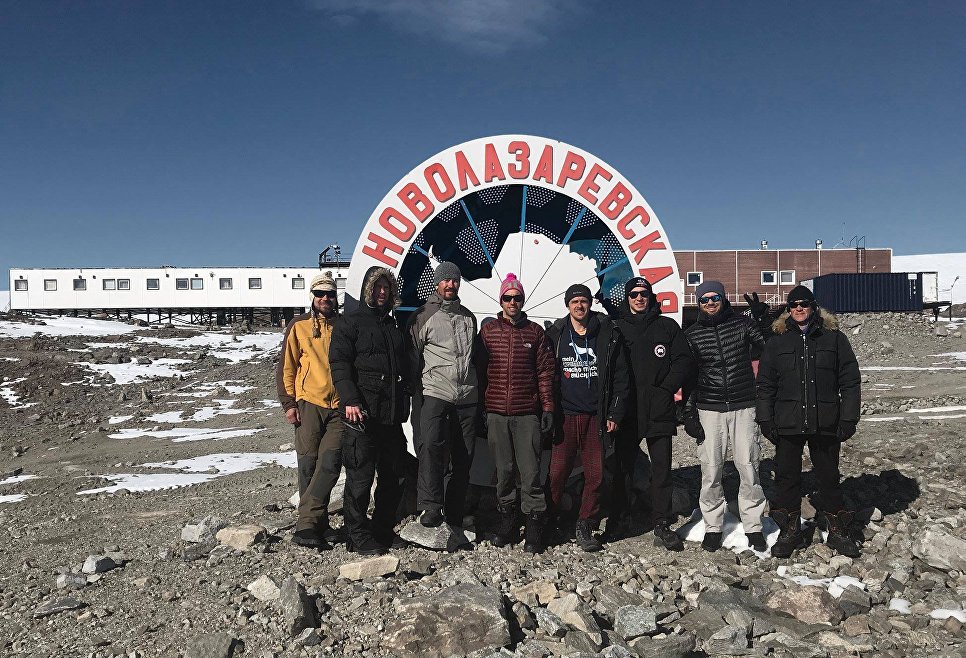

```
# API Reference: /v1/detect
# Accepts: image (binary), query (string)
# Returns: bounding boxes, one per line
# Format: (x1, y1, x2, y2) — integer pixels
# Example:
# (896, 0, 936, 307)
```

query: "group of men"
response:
(276, 262, 861, 560)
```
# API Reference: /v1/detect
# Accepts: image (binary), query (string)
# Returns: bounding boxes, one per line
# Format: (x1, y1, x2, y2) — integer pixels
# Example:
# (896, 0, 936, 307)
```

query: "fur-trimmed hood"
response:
(772, 306, 839, 335)
(360, 266, 401, 310)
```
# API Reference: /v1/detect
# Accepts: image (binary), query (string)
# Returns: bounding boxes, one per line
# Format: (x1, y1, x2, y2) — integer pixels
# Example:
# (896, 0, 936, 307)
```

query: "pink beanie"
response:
(500, 273, 525, 300)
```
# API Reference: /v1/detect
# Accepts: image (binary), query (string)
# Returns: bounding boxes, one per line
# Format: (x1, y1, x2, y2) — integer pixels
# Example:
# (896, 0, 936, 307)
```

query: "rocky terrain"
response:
(1, 310, 965, 658)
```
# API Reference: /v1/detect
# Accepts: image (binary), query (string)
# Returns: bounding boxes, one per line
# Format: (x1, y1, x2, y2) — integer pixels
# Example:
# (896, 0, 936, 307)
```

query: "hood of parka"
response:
(772, 306, 840, 335)
(360, 266, 401, 310)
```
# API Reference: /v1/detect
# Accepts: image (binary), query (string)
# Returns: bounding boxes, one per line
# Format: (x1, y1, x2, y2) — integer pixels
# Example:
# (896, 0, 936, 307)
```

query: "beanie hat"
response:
(310, 273, 337, 293)
(786, 285, 815, 306)
(623, 276, 652, 299)
(433, 261, 461, 287)
(695, 280, 726, 300)
(564, 283, 593, 305)
(500, 273, 525, 301)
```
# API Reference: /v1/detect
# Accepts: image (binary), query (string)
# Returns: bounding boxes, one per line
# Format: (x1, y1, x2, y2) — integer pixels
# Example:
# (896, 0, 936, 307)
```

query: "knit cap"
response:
(623, 276, 652, 299)
(500, 273, 525, 301)
(433, 261, 461, 286)
(786, 285, 815, 305)
(695, 280, 726, 300)
(564, 283, 593, 305)
(310, 273, 337, 293)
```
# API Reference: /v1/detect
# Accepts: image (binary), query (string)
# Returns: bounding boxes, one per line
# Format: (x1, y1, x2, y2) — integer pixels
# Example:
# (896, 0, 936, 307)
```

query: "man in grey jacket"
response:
(408, 261, 479, 528)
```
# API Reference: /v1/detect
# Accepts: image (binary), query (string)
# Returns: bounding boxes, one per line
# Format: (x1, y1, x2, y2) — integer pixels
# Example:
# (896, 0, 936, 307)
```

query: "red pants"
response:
(548, 414, 603, 521)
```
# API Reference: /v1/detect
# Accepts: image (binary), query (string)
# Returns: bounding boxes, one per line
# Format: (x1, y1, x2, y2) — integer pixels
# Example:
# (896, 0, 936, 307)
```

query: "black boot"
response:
(575, 520, 603, 552)
(491, 505, 518, 548)
(523, 511, 548, 554)
(292, 528, 332, 550)
(601, 514, 627, 542)
(819, 510, 861, 558)
(653, 523, 684, 552)
(346, 535, 388, 556)
(770, 509, 807, 558)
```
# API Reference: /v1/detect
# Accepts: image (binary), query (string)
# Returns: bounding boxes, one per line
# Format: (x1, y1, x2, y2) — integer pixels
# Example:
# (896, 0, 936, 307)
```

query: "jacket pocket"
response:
(774, 399, 801, 431)
(648, 385, 674, 424)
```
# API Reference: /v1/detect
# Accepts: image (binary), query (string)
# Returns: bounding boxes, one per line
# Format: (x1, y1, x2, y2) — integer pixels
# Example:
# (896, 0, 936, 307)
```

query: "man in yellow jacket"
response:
(276, 273, 344, 549)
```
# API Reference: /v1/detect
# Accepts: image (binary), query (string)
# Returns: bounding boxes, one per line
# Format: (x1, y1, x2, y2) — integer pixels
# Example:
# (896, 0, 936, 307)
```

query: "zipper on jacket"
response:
(381, 314, 397, 423)
(505, 319, 514, 413)
(801, 331, 808, 433)
(712, 324, 730, 411)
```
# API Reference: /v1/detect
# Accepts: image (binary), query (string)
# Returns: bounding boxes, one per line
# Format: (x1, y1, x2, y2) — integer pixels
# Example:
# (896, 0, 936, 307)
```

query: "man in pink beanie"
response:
(476, 273, 556, 553)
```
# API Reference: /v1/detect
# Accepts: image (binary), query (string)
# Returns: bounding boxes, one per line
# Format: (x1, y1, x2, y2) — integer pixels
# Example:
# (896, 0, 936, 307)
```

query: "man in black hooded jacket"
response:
(611, 277, 694, 551)
(329, 266, 411, 556)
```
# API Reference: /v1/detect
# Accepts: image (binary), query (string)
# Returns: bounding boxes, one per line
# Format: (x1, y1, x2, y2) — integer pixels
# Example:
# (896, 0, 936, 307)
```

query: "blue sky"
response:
(2, 0, 964, 279)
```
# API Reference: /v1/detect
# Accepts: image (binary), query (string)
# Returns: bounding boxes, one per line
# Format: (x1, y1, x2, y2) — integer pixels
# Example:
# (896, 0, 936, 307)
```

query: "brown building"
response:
(673, 247, 892, 309)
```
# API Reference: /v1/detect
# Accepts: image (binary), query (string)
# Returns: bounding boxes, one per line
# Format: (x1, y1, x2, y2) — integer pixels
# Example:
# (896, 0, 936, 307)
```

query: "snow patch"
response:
(76, 358, 193, 385)
(108, 427, 265, 442)
(108, 415, 134, 425)
(0, 315, 140, 339)
(677, 509, 780, 557)
(0, 494, 27, 504)
(777, 566, 867, 599)
(0, 474, 38, 486)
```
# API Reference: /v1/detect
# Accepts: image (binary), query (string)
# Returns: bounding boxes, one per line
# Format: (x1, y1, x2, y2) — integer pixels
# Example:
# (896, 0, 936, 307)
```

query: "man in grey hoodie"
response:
(408, 261, 479, 528)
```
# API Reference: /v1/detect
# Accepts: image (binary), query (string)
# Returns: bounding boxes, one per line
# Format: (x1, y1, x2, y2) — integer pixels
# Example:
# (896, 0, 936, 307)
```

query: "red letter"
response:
(507, 141, 530, 179)
(424, 163, 456, 203)
(628, 230, 666, 265)
(379, 207, 417, 241)
(483, 143, 506, 183)
(555, 151, 586, 189)
(578, 164, 613, 206)
(616, 206, 651, 240)
(532, 145, 553, 183)
(397, 183, 434, 223)
(454, 151, 480, 191)
(361, 231, 404, 268)
(598, 182, 632, 220)
(636, 265, 674, 286)
(656, 292, 679, 313)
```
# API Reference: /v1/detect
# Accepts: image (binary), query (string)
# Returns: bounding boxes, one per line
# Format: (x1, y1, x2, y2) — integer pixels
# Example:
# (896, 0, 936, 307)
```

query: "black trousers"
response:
(772, 433, 845, 513)
(415, 395, 477, 523)
(342, 421, 407, 547)
(611, 433, 673, 526)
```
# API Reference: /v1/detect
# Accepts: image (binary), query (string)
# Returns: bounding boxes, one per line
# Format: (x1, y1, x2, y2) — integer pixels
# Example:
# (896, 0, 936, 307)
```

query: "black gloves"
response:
(837, 421, 857, 441)
(540, 411, 554, 435)
(758, 420, 778, 446)
(684, 415, 705, 443)
(743, 292, 771, 322)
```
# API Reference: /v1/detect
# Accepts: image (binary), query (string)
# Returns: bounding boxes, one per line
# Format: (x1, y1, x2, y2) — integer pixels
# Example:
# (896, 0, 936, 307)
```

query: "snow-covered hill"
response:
(893, 253, 966, 304)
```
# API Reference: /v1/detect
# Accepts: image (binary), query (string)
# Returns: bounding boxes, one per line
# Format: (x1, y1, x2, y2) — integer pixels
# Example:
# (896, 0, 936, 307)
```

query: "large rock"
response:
(279, 576, 317, 637)
(676, 607, 726, 640)
(766, 586, 843, 626)
(546, 593, 580, 617)
(399, 520, 475, 551)
(629, 631, 697, 658)
(911, 526, 966, 572)
(533, 607, 568, 637)
(510, 580, 559, 605)
(837, 586, 871, 618)
(215, 524, 267, 551)
(614, 605, 657, 640)
(246, 574, 281, 602)
(757, 631, 826, 658)
(592, 585, 646, 624)
(383, 583, 510, 657)
(705, 625, 750, 655)
(338, 555, 399, 581)
(81, 555, 117, 575)
(181, 515, 227, 543)
(185, 633, 239, 658)
(33, 597, 86, 618)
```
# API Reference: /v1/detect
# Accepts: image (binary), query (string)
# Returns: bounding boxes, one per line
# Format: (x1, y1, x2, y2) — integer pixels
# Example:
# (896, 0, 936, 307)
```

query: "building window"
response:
(219, 278, 233, 290)
(780, 270, 796, 285)
(103, 279, 117, 291)
(147, 278, 160, 290)
(176, 278, 189, 290)
(761, 271, 777, 285)
(190, 278, 204, 290)
(44, 279, 57, 291)
(14, 280, 28, 291)
(292, 277, 305, 290)
(73, 279, 87, 291)
(686, 272, 703, 287)
(117, 279, 130, 290)
(249, 278, 262, 289)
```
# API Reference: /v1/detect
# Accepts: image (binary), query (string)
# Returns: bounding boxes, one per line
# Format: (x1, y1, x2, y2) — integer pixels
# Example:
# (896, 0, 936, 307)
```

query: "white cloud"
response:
(310, 0, 578, 53)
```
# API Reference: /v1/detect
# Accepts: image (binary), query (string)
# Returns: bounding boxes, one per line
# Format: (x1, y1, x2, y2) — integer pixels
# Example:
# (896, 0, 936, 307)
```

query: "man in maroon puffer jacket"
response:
(476, 273, 555, 553)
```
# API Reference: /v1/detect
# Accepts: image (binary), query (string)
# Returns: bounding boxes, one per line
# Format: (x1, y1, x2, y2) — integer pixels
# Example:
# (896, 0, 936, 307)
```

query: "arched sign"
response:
(348, 135, 681, 324)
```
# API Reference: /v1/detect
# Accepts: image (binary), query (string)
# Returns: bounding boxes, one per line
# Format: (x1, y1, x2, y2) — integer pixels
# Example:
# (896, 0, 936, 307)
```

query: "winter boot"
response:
(317, 522, 344, 544)
(701, 531, 723, 552)
(346, 535, 388, 556)
(819, 510, 861, 558)
(575, 520, 603, 552)
(373, 529, 410, 550)
(523, 511, 548, 554)
(746, 531, 768, 552)
(653, 522, 684, 552)
(491, 505, 518, 548)
(601, 514, 627, 542)
(292, 528, 332, 551)
(419, 509, 444, 528)
(770, 509, 807, 558)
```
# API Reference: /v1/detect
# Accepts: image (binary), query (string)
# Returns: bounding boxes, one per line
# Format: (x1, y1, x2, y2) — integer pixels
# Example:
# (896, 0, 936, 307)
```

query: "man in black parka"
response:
(329, 266, 411, 556)
(611, 276, 694, 551)
(757, 285, 861, 558)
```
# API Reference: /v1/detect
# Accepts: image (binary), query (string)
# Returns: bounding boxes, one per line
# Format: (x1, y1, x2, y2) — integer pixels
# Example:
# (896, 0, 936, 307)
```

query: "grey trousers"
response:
(697, 407, 765, 533)
(487, 413, 546, 514)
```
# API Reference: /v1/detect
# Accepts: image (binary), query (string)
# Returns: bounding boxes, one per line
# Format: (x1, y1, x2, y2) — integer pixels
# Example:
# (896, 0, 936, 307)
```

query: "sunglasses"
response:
(699, 294, 722, 304)
(501, 294, 523, 303)
(788, 300, 813, 309)
(312, 290, 337, 298)
(627, 290, 648, 300)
